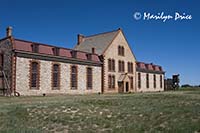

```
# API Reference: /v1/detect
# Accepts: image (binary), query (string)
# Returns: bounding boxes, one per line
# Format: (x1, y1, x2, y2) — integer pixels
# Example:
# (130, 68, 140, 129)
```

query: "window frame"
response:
(52, 63, 60, 89)
(138, 73, 141, 89)
(153, 74, 156, 89)
(108, 58, 115, 72)
(130, 76, 134, 89)
(118, 45, 125, 56)
(30, 61, 40, 90)
(71, 65, 78, 89)
(108, 74, 115, 89)
(31, 43, 39, 53)
(52, 47, 60, 56)
(146, 73, 149, 88)
(71, 50, 77, 58)
(86, 67, 93, 90)
(160, 75, 163, 88)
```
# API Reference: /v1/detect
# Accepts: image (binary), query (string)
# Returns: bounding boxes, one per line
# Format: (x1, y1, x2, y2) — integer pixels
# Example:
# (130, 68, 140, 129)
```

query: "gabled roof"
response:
(74, 29, 120, 55)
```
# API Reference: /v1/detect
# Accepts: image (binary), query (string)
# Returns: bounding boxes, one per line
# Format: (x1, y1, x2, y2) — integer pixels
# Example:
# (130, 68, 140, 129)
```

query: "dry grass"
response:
(0, 88, 200, 133)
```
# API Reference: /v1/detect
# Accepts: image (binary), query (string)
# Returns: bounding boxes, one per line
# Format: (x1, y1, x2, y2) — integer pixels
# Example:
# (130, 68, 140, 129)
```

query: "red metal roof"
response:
(136, 62, 164, 72)
(13, 38, 101, 63)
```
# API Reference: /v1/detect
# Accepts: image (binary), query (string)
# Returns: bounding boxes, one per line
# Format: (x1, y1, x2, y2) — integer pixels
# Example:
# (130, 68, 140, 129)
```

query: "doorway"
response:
(125, 82, 129, 92)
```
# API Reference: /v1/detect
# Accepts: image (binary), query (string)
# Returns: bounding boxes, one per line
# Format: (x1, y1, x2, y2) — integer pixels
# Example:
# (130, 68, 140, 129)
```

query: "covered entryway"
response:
(118, 74, 130, 93)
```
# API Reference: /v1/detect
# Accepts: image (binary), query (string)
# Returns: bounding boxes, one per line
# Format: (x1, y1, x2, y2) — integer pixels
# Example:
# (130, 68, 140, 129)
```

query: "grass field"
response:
(0, 88, 200, 133)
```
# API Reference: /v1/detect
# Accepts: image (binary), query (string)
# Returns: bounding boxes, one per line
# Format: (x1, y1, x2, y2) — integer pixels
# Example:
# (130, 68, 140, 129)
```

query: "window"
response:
(108, 75, 115, 89)
(31, 44, 39, 53)
(160, 75, 163, 88)
(130, 76, 133, 89)
(71, 51, 77, 58)
(108, 75, 112, 89)
(71, 66, 77, 89)
(122, 61, 124, 72)
(30, 62, 39, 89)
(53, 47, 60, 56)
(0, 54, 3, 70)
(108, 59, 112, 71)
(112, 75, 115, 88)
(118, 60, 125, 72)
(52, 64, 60, 89)
(118, 60, 121, 72)
(108, 59, 115, 71)
(118, 45, 125, 56)
(87, 68, 92, 89)
(146, 73, 149, 88)
(118, 46, 121, 55)
(128, 62, 133, 73)
(86, 54, 92, 60)
(122, 47, 124, 56)
(112, 59, 115, 71)
(138, 73, 141, 89)
(154, 74, 156, 89)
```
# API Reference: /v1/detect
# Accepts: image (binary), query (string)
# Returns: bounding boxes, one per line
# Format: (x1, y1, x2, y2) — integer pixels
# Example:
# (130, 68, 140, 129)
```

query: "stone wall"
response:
(0, 38, 13, 94)
(15, 57, 102, 95)
(136, 72, 164, 92)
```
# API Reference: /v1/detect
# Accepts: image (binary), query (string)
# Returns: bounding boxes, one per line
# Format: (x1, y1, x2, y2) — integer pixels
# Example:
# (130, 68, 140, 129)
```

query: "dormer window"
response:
(52, 47, 60, 56)
(86, 53, 92, 60)
(71, 50, 77, 58)
(31, 43, 39, 53)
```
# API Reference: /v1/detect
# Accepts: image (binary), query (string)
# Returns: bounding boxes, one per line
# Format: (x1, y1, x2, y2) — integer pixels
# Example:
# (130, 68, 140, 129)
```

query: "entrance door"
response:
(118, 82, 123, 93)
(125, 82, 129, 92)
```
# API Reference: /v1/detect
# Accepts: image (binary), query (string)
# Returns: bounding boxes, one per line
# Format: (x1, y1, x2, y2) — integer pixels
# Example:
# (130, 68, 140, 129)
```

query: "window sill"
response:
(30, 87, 39, 90)
(52, 87, 60, 90)
(71, 87, 78, 90)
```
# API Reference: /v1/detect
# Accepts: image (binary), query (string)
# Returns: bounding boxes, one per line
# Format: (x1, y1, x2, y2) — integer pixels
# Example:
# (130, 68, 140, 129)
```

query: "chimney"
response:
(6, 26, 13, 37)
(92, 47, 95, 54)
(77, 34, 84, 45)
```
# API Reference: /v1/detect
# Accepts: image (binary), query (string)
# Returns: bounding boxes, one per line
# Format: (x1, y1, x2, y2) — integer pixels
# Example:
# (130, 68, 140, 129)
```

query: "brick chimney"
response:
(92, 47, 95, 54)
(6, 26, 13, 37)
(77, 34, 84, 45)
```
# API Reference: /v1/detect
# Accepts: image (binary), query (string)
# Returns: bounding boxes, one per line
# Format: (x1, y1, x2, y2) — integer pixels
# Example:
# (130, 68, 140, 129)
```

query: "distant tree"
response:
(181, 84, 192, 88)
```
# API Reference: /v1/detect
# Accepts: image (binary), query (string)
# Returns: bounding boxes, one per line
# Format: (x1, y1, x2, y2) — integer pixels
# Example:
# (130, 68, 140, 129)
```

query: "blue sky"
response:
(0, 0, 199, 85)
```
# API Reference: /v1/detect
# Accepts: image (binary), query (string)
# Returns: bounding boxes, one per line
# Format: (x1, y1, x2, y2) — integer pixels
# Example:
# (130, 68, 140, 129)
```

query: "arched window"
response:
(71, 66, 78, 89)
(30, 62, 39, 89)
(52, 64, 60, 89)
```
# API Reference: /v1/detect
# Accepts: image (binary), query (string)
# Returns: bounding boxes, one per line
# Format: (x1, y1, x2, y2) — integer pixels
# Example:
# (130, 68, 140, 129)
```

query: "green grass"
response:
(0, 88, 200, 133)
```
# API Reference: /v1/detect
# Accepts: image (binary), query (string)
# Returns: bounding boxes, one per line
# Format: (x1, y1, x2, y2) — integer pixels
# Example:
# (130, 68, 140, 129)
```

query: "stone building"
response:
(136, 62, 164, 92)
(0, 27, 165, 96)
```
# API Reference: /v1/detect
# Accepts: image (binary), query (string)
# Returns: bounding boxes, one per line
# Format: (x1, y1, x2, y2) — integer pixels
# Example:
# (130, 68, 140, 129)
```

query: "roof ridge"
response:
(84, 28, 120, 38)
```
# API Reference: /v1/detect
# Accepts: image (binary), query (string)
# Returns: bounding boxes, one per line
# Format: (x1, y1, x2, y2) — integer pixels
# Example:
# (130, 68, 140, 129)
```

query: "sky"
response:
(0, 0, 199, 85)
